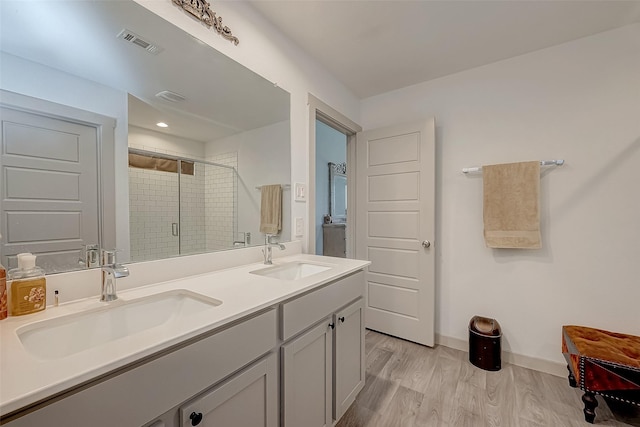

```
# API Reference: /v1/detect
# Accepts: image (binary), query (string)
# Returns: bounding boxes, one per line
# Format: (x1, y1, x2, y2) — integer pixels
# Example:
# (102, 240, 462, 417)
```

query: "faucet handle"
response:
(79, 244, 100, 268)
(101, 249, 118, 266)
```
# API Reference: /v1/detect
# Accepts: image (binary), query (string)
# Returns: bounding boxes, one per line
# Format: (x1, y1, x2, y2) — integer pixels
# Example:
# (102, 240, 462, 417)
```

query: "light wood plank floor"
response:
(337, 330, 639, 427)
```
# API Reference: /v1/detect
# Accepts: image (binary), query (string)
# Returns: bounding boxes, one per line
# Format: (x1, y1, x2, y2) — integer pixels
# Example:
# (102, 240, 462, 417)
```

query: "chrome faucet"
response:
(100, 249, 129, 302)
(263, 235, 285, 265)
(79, 244, 100, 268)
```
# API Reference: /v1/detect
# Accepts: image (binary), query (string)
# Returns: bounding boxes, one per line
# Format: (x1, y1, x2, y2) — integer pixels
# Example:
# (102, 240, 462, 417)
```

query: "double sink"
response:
(16, 261, 333, 360)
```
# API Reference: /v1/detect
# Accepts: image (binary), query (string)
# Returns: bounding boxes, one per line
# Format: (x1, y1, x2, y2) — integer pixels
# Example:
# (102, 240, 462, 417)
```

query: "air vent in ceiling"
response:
(117, 29, 163, 55)
(156, 91, 187, 103)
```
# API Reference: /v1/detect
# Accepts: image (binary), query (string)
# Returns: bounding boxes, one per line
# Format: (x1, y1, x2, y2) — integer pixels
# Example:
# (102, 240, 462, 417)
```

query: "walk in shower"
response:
(128, 149, 238, 262)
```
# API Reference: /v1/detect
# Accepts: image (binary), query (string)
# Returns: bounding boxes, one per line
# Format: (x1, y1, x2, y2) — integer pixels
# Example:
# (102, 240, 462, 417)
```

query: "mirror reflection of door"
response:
(0, 92, 114, 274)
(315, 120, 347, 257)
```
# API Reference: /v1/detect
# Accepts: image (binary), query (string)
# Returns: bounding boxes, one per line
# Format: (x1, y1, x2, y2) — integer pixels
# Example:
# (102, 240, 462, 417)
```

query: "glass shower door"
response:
(128, 155, 180, 262)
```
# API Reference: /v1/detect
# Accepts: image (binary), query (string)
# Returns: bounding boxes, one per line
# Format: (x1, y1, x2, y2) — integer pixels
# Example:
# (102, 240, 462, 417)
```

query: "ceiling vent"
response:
(155, 90, 187, 103)
(117, 29, 163, 55)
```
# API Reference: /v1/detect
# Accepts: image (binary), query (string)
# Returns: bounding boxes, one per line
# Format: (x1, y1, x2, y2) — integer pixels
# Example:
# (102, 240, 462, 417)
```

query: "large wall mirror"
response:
(0, 0, 291, 273)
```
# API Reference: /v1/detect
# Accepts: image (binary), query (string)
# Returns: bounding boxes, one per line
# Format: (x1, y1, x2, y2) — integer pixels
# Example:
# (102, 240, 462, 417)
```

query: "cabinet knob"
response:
(190, 412, 203, 426)
(422, 240, 431, 248)
(328, 322, 335, 330)
(339, 316, 345, 323)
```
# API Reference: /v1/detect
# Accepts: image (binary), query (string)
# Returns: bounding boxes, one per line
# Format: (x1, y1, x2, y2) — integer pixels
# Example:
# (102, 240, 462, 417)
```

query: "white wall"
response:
(128, 125, 206, 159)
(134, 0, 361, 252)
(315, 120, 347, 255)
(206, 121, 291, 245)
(360, 24, 640, 365)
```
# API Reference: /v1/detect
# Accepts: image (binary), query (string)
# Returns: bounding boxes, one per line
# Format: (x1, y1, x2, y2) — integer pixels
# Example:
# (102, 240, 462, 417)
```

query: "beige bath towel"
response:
(483, 161, 541, 249)
(259, 184, 282, 235)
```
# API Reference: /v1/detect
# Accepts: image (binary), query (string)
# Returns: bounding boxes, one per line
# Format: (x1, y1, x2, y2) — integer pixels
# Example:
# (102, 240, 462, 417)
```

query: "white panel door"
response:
(0, 106, 99, 272)
(356, 119, 435, 346)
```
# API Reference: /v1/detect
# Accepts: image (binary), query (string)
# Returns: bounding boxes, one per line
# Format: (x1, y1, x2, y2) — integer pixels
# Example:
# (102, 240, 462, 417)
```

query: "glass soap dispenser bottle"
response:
(9, 253, 46, 316)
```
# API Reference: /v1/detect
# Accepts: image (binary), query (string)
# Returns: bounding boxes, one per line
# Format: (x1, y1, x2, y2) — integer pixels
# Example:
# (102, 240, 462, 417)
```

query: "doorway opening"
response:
(307, 95, 361, 258)
(315, 121, 347, 256)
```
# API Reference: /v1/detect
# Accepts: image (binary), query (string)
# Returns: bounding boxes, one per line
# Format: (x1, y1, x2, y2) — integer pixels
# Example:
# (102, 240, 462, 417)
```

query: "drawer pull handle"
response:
(329, 322, 335, 330)
(339, 316, 345, 323)
(190, 412, 203, 426)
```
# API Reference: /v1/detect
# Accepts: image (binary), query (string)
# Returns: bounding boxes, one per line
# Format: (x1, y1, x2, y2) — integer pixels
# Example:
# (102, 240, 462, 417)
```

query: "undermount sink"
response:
(17, 290, 222, 360)
(250, 261, 332, 280)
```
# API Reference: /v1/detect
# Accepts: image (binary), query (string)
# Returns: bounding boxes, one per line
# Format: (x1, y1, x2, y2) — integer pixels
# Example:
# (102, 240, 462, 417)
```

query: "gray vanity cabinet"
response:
(282, 319, 333, 427)
(4, 270, 366, 427)
(322, 223, 346, 258)
(280, 271, 365, 427)
(333, 298, 365, 420)
(178, 353, 277, 427)
(5, 309, 278, 427)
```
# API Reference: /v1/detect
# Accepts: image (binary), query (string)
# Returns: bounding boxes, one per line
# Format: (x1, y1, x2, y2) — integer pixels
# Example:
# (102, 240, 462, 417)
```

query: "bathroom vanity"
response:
(0, 254, 368, 427)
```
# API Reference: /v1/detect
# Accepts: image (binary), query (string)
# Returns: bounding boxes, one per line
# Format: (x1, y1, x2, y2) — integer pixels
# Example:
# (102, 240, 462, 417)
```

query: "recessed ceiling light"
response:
(156, 122, 168, 128)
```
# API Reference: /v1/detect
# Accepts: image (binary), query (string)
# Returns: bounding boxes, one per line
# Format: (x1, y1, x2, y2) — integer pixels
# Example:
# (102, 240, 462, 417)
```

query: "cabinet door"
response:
(334, 298, 365, 420)
(282, 319, 333, 427)
(179, 353, 277, 427)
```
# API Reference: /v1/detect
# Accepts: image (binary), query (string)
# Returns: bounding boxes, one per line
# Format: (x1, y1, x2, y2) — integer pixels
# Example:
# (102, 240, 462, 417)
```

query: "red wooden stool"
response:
(562, 325, 640, 423)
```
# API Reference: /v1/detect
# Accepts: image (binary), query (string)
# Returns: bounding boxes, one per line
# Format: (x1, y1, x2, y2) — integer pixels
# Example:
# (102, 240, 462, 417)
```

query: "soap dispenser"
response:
(8, 253, 46, 316)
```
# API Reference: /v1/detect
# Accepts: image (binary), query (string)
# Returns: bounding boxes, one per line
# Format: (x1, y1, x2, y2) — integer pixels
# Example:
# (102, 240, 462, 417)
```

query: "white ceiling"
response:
(249, 0, 640, 99)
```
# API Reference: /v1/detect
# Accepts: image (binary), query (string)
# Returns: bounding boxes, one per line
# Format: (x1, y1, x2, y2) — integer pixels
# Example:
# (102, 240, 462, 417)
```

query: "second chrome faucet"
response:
(263, 235, 285, 265)
(100, 249, 129, 302)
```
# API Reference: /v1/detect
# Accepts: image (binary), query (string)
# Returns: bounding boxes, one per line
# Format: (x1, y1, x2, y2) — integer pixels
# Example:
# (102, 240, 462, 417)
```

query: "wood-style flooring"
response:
(337, 330, 639, 427)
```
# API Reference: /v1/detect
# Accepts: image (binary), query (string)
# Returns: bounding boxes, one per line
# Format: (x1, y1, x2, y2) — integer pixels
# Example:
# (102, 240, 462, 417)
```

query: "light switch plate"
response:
(294, 182, 306, 202)
(295, 217, 304, 237)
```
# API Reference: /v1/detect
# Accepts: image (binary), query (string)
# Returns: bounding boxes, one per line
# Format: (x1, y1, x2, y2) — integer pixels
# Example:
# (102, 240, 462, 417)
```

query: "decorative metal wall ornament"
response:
(172, 0, 239, 45)
(331, 162, 347, 175)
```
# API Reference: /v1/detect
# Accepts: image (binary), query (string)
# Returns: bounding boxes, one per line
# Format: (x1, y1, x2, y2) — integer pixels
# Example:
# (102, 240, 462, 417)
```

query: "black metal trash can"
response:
(469, 315, 501, 371)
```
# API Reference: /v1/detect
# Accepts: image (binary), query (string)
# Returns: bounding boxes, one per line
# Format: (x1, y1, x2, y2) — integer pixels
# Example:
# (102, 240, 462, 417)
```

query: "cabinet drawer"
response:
(281, 271, 364, 341)
(180, 353, 277, 427)
(7, 308, 277, 427)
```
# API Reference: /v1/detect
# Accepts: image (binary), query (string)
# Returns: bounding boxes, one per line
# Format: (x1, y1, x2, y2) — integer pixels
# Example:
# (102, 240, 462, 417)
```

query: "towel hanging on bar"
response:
(483, 161, 542, 249)
(255, 184, 290, 190)
(463, 159, 564, 174)
(259, 184, 283, 235)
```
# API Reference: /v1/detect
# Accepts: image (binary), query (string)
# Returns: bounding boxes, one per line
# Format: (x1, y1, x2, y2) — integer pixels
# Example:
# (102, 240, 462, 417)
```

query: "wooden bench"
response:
(562, 325, 640, 423)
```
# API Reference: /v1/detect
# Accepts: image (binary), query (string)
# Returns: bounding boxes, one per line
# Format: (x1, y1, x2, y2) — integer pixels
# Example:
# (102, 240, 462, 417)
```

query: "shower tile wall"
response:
(129, 167, 179, 262)
(205, 152, 238, 251)
(180, 163, 207, 255)
(129, 152, 238, 262)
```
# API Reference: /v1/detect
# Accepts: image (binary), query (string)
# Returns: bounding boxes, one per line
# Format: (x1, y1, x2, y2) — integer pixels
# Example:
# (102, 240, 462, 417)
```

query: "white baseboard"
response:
(435, 333, 567, 378)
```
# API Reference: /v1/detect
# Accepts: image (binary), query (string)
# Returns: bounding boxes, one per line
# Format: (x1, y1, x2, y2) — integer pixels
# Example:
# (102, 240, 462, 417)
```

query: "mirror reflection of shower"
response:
(128, 149, 239, 262)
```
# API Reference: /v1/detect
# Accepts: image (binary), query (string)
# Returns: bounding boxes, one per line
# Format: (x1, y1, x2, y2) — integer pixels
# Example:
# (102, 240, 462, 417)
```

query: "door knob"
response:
(422, 240, 431, 248)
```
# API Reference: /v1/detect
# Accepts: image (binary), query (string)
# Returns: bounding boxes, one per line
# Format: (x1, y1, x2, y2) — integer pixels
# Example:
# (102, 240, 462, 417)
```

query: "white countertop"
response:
(0, 254, 369, 416)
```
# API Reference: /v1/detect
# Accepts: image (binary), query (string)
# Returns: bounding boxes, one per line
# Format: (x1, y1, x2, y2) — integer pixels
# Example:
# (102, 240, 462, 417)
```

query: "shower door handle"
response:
(172, 223, 179, 236)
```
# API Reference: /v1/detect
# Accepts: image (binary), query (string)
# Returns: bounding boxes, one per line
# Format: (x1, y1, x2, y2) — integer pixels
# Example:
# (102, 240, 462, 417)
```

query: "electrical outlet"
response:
(295, 217, 304, 237)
